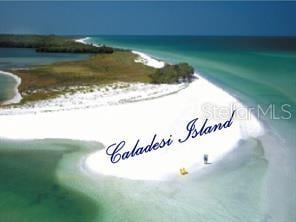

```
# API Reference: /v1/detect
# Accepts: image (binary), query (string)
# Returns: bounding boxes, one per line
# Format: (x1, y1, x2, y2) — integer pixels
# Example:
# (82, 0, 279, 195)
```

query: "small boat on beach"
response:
(179, 167, 189, 175)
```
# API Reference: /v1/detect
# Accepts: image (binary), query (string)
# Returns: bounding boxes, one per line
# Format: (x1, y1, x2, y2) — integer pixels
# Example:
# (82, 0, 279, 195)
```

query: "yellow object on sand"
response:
(180, 168, 189, 175)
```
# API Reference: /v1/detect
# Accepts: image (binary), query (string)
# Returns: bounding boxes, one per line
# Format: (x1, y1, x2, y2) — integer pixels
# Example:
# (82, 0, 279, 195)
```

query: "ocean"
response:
(0, 36, 295, 222)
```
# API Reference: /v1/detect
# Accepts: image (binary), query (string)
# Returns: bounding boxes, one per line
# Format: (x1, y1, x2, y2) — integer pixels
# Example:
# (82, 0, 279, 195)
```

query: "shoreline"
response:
(132, 50, 166, 68)
(0, 72, 264, 181)
(84, 74, 264, 180)
(0, 70, 22, 105)
(0, 82, 187, 115)
(0, 40, 264, 181)
(75, 37, 102, 48)
(76, 36, 166, 69)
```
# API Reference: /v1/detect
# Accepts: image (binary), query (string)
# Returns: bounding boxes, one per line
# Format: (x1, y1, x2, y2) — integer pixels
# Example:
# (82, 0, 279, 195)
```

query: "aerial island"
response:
(0, 34, 194, 104)
(0, 34, 263, 182)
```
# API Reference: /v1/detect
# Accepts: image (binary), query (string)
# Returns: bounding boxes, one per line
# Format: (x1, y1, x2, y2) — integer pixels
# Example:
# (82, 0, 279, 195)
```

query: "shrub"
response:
(150, 63, 194, 84)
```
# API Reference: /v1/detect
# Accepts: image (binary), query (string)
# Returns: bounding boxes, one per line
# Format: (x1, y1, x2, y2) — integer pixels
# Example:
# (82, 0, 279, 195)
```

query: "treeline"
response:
(150, 63, 194, 84)
(0, 34, 113, 54)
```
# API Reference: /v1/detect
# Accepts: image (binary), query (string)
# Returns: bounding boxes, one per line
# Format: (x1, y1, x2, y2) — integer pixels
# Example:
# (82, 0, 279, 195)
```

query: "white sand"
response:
(76, 37, 165, 69)
(0, 82, 187, 115)
(0, 50, 264, 181)
(0, 70, 22, 105)
(75, 37, 90, 44)
(84, 75, 264, 180)
(0, 75, 263, 181)
(132, 50, 165, 68)
(75, 37, 102, 47)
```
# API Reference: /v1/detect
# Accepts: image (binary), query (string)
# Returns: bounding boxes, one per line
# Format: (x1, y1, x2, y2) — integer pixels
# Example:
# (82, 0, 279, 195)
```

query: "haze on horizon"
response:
(0, 1, 295, 36)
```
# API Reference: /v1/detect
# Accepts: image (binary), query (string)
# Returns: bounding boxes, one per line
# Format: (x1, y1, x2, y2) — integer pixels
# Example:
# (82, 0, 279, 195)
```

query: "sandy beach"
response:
(0, 82, 187, 115)
(132, 50, 165, 68)
(76, 38, 166, 69)
(0, 51, 263, 181)
(75, 37, 103, 48)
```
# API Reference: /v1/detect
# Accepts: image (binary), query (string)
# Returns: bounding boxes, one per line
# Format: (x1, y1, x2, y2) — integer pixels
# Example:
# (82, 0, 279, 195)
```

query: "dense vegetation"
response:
(150, 63, 194, 84)
(0, 34, 195, 104)
(0, 34, 113, 53)
(12, 51, 194, 103)
(13, 51, 154, 102)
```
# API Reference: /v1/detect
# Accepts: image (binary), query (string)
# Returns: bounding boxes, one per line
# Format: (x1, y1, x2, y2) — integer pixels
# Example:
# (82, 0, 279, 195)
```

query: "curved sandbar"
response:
(132, 50, 165, 69)
(85, 74, 264, 180)
(0, 49, 263, 181)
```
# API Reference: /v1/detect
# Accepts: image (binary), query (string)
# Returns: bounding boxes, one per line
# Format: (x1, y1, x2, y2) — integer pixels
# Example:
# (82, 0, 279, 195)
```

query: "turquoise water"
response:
(0, 139, 101, 222)
(0, 37, 295, 221)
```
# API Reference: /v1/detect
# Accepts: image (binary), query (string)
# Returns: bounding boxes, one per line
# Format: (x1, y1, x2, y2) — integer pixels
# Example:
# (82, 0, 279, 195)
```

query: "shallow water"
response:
(0, 138, 268, 222)
(89, 138, 267, 222)
(0, 139, 100, 222)
(0, 72, 18, 103)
